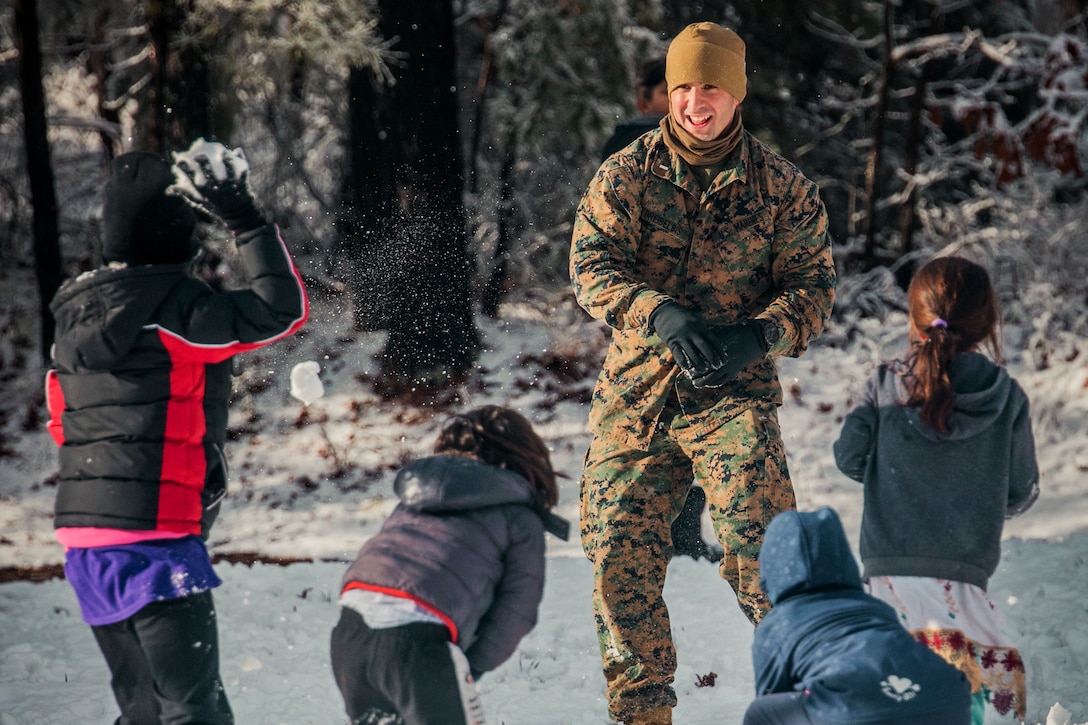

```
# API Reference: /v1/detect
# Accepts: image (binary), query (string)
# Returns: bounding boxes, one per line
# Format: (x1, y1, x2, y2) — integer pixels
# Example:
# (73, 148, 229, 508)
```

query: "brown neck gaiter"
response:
(660, 110, 744, 167)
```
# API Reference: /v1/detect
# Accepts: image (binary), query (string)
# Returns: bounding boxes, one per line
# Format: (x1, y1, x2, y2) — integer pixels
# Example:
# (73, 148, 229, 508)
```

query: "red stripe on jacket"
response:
(149, 228, 309, 531)
(45, 369, 65, 445)
(156, 333, 210, 533)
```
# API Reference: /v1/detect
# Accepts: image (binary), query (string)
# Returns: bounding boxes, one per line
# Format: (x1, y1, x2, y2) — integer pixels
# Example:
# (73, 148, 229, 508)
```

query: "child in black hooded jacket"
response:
(46, 143, 308, 724)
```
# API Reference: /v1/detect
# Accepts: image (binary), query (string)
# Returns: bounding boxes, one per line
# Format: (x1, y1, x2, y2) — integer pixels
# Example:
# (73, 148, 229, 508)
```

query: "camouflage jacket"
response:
(570, 128, 836, 447)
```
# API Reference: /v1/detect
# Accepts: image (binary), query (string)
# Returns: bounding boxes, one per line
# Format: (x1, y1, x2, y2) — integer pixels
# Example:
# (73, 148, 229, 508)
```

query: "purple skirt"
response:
(64, 535, 222, 626)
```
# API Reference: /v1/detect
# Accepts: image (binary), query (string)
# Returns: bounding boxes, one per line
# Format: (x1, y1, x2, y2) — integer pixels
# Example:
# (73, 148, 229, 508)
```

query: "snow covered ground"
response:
(1, 282, 1086, 724)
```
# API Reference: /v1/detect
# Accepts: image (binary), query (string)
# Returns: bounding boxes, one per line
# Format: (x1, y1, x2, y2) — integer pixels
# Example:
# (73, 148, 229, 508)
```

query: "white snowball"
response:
(289, 361, 324, 406)
(168, 137, 249, 200)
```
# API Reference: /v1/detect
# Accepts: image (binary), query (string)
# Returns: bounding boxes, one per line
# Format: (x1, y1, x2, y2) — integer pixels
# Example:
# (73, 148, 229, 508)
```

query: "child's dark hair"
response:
(637, 57, 667, 101)
(434, 405, 559, 510)
(905, 256, 1002, 432)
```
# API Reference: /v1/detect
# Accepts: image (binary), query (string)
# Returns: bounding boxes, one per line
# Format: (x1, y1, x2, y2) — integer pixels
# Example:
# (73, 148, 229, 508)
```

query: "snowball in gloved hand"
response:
(290, 361, 324, 406)
(167, 137, 249, 203)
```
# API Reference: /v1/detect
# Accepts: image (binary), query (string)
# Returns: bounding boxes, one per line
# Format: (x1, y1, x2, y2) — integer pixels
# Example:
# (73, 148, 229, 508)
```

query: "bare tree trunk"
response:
(138, 0, 213, 152)
(862, 0, 896, 268)
(14, 0, 63, 363)
(139, 0, 169, 152)
(467, 0, 508, 195)
(339, 0, 479, 393)
(87, 9, 122, 161)
(336, 66, 390, 331)
(897, 66, 928, 262)
(896, 2, 941, 285)
(481, 140, 516, 318)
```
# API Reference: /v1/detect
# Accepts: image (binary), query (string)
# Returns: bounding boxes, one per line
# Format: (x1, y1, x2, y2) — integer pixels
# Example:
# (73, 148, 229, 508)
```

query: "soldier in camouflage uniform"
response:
(569, 22, 836, 725)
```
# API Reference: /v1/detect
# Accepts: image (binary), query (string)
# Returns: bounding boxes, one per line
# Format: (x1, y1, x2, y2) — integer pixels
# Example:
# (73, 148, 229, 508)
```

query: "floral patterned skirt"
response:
(868, 575, 1026, 723)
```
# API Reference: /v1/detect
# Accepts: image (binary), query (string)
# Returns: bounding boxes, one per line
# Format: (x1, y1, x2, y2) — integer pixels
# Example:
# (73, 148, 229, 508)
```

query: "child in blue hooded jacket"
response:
(745, 506, 970, 725)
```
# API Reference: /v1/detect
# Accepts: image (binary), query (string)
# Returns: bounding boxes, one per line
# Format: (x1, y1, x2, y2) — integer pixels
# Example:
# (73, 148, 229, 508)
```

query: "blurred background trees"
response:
(2, 0, 1086, 395)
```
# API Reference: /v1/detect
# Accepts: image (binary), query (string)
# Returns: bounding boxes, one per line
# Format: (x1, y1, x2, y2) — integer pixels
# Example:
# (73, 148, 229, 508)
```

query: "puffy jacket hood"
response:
(893, 352, 1014, 441)
(49, 264, 187, 371)
(343, 454, 548, 674)
(394, 455, 537, 513)
(760, 506, 862, 605)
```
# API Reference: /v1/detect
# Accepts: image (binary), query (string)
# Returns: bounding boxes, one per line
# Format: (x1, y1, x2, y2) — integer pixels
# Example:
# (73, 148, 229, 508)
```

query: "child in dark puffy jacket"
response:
(744, 507, 971, 725)
(46, 143, 308, 725)
(330, 405, 569, 725)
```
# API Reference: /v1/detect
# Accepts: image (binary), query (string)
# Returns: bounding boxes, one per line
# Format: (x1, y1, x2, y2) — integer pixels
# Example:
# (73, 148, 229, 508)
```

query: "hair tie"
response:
(930, 318, 948, 329)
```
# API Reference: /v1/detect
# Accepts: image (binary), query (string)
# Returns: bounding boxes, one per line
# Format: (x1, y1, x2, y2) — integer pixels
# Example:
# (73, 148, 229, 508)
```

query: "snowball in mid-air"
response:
(289, 361, 324, 406)
(1044, 703, 1072, 725)
(168, 137, 249, 199)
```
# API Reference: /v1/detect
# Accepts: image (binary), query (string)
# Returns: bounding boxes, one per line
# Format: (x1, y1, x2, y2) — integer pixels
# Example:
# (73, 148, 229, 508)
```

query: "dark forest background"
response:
(2, 0, 1086, 407)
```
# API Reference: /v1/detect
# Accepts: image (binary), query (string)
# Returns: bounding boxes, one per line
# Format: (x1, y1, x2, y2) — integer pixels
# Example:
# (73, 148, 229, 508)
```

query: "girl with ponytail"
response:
(904, 256, 1002, 432)
(834, 256, 1038, 724)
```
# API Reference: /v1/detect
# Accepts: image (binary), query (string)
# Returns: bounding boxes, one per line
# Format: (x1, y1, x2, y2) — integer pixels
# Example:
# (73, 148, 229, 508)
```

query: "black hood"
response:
(101, 151, 198, 266)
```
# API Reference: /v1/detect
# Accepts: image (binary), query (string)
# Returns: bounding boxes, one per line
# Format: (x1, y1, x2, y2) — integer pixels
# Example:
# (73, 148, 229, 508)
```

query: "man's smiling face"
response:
(669, 83, 740, 141)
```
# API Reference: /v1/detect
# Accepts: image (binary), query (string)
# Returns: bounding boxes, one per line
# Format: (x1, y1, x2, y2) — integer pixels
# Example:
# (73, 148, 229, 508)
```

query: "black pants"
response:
(91, 590, 233, 725)
(330, 607, 482, 725)
(744, 693, 814, 725)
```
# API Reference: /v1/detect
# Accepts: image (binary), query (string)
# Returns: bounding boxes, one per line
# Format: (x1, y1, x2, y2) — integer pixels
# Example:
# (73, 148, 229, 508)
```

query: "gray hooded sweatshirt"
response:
(833, 352, 1038, 589)
(340, 455, 546, 675)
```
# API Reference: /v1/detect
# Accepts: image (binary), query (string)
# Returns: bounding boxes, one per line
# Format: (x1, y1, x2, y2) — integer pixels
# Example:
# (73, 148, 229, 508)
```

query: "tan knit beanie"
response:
(665, 22, 747, 102)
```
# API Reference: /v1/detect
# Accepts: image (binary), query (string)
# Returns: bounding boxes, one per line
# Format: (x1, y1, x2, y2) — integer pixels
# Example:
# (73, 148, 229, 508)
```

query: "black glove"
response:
(174, 153, 266, 233)
(649, 301, 725, 376)
(689, 321, 767, 389)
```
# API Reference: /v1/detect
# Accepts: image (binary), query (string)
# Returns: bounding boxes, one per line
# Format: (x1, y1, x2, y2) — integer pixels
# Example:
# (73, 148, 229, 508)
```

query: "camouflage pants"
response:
(579, 404, 795, 721)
